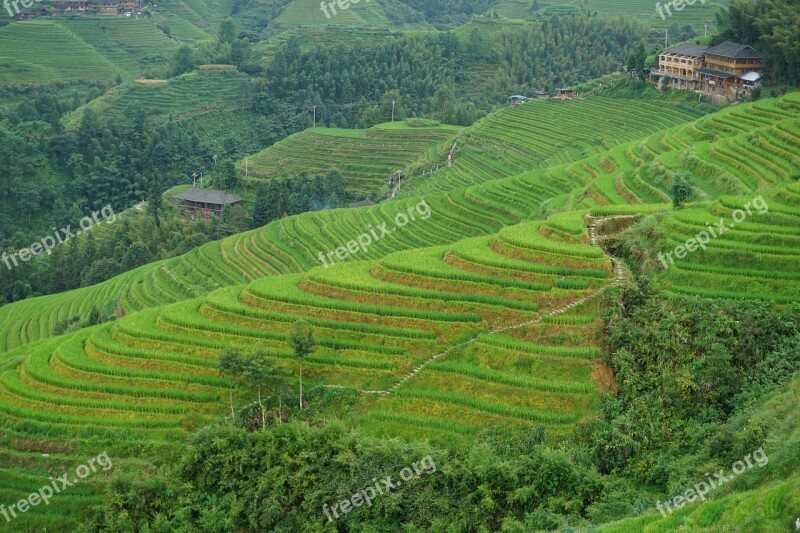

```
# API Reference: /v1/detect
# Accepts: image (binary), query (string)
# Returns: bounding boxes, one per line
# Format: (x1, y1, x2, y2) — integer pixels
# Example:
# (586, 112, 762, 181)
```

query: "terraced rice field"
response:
(64, 71, 253, 129)
(656, 193, 800, 302)
(1, 93, 799, 362)
(1, 82, 800, 527)
(0, 16, 214, 85)
(54, 19, 179, 76)
(240, 123, 462, 196)
(494, 0, 729, 31)
(400, 97, 702, 197)
(0, 21, 122, 84)
(0, 212, 623, 528)
(276, 0, 390, 26)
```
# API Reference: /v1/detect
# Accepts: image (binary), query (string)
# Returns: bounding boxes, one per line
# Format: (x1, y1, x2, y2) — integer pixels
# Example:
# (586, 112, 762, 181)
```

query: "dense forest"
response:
(246, 16, 645, 138)
(716, 0, 800, 85)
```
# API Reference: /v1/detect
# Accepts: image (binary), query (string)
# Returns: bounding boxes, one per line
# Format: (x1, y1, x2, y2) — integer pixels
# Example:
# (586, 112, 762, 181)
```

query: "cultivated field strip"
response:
(400, 97, 702, 197)
(240, 123, 461, 197)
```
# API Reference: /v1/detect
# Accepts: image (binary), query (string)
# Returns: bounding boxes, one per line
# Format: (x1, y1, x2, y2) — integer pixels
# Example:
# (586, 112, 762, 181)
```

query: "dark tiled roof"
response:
(173, 188, 243, 205)
(706, 41, 761, 59)
(698, 68, 736, 79)
(663, 44, 709, 58)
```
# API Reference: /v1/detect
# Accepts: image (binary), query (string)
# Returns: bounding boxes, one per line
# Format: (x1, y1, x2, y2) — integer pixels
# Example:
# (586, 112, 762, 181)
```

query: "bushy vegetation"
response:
(717, 0, 800, 85)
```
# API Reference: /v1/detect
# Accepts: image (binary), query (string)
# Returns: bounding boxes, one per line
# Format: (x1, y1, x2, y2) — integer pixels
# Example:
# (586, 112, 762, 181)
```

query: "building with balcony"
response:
(654, 43, 708, 90)
(652, 41, 764, 98)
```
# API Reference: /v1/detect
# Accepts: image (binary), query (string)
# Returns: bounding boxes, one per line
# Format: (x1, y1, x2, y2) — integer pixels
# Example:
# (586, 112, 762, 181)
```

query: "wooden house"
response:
(173, 188, 243, 218)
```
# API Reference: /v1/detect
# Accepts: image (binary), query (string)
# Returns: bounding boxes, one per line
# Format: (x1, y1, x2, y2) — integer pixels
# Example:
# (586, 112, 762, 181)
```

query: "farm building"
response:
(652, 41, 763, 97)
(740, 71, 763, 90)
(173, 188, 243, 218)
(653, 43, 708, 90)
(51, 0, 139, 15)
(13, 7, 47, 19)
(509, 95, 528, 105)
(554, 89, 576, 100)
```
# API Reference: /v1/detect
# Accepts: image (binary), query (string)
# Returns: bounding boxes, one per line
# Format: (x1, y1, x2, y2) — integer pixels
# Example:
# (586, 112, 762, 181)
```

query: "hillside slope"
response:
(0, 96, 703, 352)
(238, 122, 462, 197)
(0, 92, 799, 530)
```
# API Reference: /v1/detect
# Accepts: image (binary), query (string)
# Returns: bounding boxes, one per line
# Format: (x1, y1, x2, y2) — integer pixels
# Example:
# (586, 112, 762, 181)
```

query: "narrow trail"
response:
(361, 218, 628, 396)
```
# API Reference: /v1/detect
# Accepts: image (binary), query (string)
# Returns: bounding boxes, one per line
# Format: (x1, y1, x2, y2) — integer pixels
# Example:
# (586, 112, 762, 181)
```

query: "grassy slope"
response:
(398, 96, 702, 197)
(0, 0, 221, 85)
(238, 122, 463, 197)
(0, 21, 123, 84)
(63, 70, 254, 129)
(0, 96, 701, 353)
(494, 0, 730, 31)
(0, 93, 799, 530)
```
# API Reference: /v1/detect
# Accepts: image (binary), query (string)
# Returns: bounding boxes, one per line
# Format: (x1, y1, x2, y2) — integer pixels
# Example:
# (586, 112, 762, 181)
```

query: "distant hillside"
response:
(238, 122, 462, 197)
(399, 96, 702, 197)
(64, 70, 253, 129)
(493, 0, 729, 31)
(0, 17, 210, 85)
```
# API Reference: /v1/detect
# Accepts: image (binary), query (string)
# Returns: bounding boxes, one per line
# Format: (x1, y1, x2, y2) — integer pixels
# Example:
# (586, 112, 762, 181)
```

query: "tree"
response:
(147, 182, 163, 228)
(468, 27, 484, 59)
(218, 160, 238, 190)
(11, 280, 31, 302)
(671, 172, 693, 208)
(172, 45, 196, 77)
(289, 321, 314, 410)
(217, 349, 244, 421)
(219, 17, 236, 45)
(122, 242, 154, 271)
(635, 41, 647, 73)
(267, 366, 293, 424)
(251, 186, 269, 229)
(242, 350, 274, 429)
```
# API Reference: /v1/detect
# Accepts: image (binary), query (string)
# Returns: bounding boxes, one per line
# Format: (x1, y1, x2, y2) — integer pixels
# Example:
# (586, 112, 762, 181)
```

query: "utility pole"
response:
(665, 29, 669, 49)
(245, 158, 248, 178)
(704, 23, 709, 37)
(392, 100, 396, 122)
(192, 172, 198, 187)
(313, 105, 316, 128)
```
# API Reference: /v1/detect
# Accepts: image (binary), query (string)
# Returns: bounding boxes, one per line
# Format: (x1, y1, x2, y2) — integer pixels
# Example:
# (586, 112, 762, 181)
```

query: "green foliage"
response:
(717, 0, 800, 85)
(671, 171, 693, 208)
(86, 420, 605, 531)
(405, 118, 442, 127)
